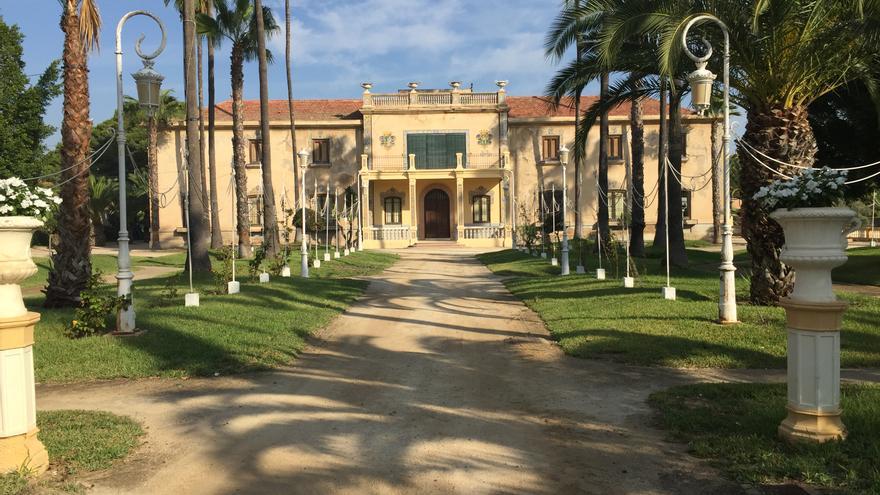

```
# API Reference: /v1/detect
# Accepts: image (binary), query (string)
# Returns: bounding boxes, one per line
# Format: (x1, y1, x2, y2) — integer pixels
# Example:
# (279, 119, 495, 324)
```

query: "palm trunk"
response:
(597, 72, 610, 245)
(629, 97, 646, 257)
(653, 78, 668, 251)
(665, 83, 688, 267)
(183, 0, 211, 273)
(206, 3, 222, 249)
(46, 4, 93, 307)
(196, 35, 213, 247)
(284, 0, 299, 242)
(148, 114, 161, 249)
(254, 0, 279, 258)
(739, 106, 813, 305)
(231, 46, 251, 258)
(711, 119, 723, 244)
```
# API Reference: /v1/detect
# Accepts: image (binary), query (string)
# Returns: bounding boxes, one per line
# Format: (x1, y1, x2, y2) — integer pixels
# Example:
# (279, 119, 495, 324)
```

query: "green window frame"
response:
(472, 195, 491, 224)
(384, 197, 402, 224)
(407, 133, 467, 169)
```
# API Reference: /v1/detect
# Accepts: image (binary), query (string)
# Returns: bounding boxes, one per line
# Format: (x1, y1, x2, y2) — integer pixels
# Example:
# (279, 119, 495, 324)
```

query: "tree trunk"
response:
(231, 46, 252, 258)
(629, 96, 646, 257)
(653, 78, 668, 251)
(711, 119, 723, 244)
(196, 34, 213, 248)
(254, 0, 279, 258)
(207, 1, 222, 249)
(738, 106, 812, 305)
(46, 4, 93, 307)
(148, 114, 161, 249)
(665, 83, 688, 267)
(597, 72, 610, 245)
(183, 0, 212, 273)
(284, 0, 299, 237)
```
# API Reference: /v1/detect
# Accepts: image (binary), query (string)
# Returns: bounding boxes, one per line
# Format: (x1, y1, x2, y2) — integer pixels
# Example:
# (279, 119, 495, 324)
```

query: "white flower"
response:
(0, 205, 11, 214)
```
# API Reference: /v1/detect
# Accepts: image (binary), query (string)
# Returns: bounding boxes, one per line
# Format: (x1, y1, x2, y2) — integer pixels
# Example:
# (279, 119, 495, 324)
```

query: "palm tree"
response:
(253, 0, 280, 258)
(198, 0, 278, 258)
(206, 0, 222, 249)
(45, 0, 100, 307)
(284, 0, 299, 228)
(629, 92, 646, 257)
(183, 0, 212, 272)
(589, 0, 880, 304)
(88, 175, 118, 246)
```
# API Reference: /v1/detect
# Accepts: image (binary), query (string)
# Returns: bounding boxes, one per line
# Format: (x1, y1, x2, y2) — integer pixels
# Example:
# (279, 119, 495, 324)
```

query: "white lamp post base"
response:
(323, 253, 331, 262)
(313, 259, 321, 268)
(344, 248, 350, 256)
(623, 276, 634, 288)
(281, 266, 291, 278)
(662, 286, 676, 300)
(259, 273, 270, 283)
(550, 258, 558, 266)
(185, 292, 200, 307)
(540, 252, 547, 259)
(596, 268, 606, 280)
(576, 265, 585, 274)
(334, 251, 340, 259)
(227, 281, 240, 294)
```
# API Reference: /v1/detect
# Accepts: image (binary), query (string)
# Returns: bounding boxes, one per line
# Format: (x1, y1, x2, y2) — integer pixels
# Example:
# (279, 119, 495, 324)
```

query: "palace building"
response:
(154, 81, 716, 249)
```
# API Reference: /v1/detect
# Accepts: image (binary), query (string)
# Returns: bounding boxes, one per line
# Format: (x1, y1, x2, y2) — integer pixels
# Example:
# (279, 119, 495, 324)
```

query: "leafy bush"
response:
(65, 271, 129, 338)
(292, 207, 325, 234)
(210, 247, 235, 293)
(248, 246, 267, 280)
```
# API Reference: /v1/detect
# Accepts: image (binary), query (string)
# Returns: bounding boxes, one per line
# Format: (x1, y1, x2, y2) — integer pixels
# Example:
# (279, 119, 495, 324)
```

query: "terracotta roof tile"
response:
(506, 95, 664, 118)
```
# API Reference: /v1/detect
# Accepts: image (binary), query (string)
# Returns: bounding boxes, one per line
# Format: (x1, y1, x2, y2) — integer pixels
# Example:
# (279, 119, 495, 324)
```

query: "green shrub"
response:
(65, 271, 129, 338)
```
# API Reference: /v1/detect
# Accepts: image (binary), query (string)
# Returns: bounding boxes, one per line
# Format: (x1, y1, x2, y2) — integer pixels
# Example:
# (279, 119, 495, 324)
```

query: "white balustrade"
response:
(463, 225, 505, 239)
(370, 226, 411, 241)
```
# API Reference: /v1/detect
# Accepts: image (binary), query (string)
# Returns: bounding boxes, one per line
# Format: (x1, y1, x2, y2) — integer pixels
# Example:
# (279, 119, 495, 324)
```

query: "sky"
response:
(3, 0, 595, 146)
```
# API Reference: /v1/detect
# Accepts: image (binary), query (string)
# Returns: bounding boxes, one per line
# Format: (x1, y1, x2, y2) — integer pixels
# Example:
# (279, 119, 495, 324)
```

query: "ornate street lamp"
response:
(682, 15, 737, 324)
(114, 11, 167, 332)
(559, 145, 570, 275)
(298, 149, 310, 278)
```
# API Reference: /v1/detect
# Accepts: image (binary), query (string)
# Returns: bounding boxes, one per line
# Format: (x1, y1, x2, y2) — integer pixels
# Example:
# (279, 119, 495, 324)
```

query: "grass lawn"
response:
(478, 248, 880, 368)
(834, 247, 880, 286)
(649, 383, 880, 494)
(0, 410, 142, 495)
(30, 250, 397, 383)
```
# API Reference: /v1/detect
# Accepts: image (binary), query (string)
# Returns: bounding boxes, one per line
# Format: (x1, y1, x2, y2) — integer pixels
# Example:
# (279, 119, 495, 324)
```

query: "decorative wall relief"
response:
(476, 129, 492, 146)
(380, 132, 396, 148)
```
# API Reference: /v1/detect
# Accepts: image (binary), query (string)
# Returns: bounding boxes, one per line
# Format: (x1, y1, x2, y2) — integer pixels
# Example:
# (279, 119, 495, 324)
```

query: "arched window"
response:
(472, 195, 490, 224)
(384, 197, 402, 224)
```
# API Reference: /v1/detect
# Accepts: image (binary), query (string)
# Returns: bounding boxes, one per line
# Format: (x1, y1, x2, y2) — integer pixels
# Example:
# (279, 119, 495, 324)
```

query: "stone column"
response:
(361, 178, 371, 244)
(0, 217, 48, 475)
(409, 178, 417, 245)
(456, 177, 464, 241)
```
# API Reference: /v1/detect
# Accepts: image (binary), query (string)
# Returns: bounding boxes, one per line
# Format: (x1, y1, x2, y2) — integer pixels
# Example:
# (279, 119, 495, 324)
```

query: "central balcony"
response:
(371, 153, 503, 172)
(361, 81, 508, 110)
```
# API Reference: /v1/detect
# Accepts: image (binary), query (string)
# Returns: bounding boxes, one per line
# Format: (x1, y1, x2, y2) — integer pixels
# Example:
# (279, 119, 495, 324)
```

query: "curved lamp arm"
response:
(116, 10, 167, 61)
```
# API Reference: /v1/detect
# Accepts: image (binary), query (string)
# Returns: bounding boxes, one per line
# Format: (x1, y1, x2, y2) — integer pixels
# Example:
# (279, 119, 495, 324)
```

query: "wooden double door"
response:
(424, 189, 451, 239)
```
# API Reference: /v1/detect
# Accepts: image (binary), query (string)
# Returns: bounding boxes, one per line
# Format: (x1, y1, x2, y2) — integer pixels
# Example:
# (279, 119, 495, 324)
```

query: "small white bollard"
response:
(259, 272, 270, 283)
(540, 252, 547, 259)
(576, 265, 585, 274)
(662, 286, 676, 300)
(313, 259, 321, 268)
(551, 258, 558, 266)
(334, 251, 340, 259)
(623, 276, 634, 288)
(344, 248, 350, 256)
(281, 266, 291, 278)
(227, 281, 240, 294)
(324, 253, 331, 262)
(185, 292, 200, 307)
(596, 268, 606, 280)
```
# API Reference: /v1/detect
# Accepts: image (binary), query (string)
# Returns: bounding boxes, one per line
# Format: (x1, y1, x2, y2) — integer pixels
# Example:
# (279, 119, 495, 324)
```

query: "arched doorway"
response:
(424, 189, 451, 239)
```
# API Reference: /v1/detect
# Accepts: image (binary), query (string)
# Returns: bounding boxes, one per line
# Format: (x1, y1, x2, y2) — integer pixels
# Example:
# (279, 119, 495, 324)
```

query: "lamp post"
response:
(682, 15, 737, 324)
(559, 145, 571, 275)
(115, 11, 166, 333)
(297, 149, 310, 278)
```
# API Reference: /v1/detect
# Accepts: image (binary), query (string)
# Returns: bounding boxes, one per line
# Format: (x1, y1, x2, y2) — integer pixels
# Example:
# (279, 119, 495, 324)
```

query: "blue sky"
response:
(3, 0, 593, 146)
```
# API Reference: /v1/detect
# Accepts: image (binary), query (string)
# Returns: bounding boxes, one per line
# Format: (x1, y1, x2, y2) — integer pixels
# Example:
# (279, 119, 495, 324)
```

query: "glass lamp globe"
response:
(687, 63, 716, 112)
(132, 60, 164, 114)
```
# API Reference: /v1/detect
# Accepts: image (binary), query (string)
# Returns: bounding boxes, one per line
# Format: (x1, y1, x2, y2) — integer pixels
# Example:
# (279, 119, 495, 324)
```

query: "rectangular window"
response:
(247, 195, 263, 227)
(541, 188, 564, 231)
(406, 133, 466, 169)
(681, 131, 688, 157)
(248, 139, 262, 165)
(608, 135, 623, 160)
(542, 136, 560, 161)
(384, 196, 402, 224)
(472, 195, 491, 224)
(609, 189, 627, 222)
(681, 190, 693, 219)
(312, 138, 330, 164)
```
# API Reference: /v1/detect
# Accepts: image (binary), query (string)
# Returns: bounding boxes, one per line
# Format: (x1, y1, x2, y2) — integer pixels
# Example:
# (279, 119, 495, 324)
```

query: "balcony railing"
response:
(369, 225, 411, 241)
(368, 92, 500, 108)
(372, 154, 407, 172)
(467, 153, 501, 169)
(463, 225, 506, 239)
(370, 153, 502, 171)
(460, 93, 498, 105)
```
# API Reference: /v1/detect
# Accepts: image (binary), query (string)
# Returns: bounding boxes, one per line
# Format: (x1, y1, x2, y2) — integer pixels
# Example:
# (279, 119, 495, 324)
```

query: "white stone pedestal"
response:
(185, 292, 200, 307)
(227, 281, 240, 294)
(623, 276, 634, 288)
(259, 273, 270, 283)
(334, 252, 340, 259)
(313, 259, 321, 268)
(540, 252, 547, 259)
(324, 253, 331, 262)
(596, 268, 606, 280)
(662, 286, 676, 300)
(281, 266, 291, 278)
(551, 258, 558, 266)
(576, 265, 585, 274)
(344, 248, 350, 256)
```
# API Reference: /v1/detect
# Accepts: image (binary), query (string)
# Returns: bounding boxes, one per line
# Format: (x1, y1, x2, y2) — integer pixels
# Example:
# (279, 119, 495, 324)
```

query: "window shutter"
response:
(407, 134, 427, 169)
(448, 133, 467, 168)
(426, 134, 447, 169)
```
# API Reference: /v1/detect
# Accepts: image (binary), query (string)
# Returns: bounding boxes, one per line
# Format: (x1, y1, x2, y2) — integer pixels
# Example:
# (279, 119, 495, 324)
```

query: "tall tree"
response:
(45, 0, 100, 307)
(664, 81, 688, 266)
(198, 0, 278, 258)
(206, 0, 222, 249)
(597, 72, 610, 245)
(284, 0, 299, 220)
(0, 18, 61, 179)
(629, 93, 646, 256)
(253, 0, 280, 257)
(654, 78, 668, 252)
(183, 0, 212, 272)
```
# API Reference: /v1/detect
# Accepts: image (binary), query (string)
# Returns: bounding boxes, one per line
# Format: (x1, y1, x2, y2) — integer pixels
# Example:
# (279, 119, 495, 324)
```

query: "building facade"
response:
(154, 82, 716, 249)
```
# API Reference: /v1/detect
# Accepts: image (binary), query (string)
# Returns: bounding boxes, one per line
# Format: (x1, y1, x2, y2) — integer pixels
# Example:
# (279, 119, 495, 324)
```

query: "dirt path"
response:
(37, 249, 744, 494)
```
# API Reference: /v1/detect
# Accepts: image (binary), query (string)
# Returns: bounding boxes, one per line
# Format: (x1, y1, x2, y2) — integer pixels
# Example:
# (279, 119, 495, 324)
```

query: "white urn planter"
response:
(0, 216, 49, 473)
(770, 207, 860, 443)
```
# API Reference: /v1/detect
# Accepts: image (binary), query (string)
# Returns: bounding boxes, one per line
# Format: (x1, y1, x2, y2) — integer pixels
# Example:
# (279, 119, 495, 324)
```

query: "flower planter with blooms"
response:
(754, 168, 859, 443)
(0, 177, 59, 474)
